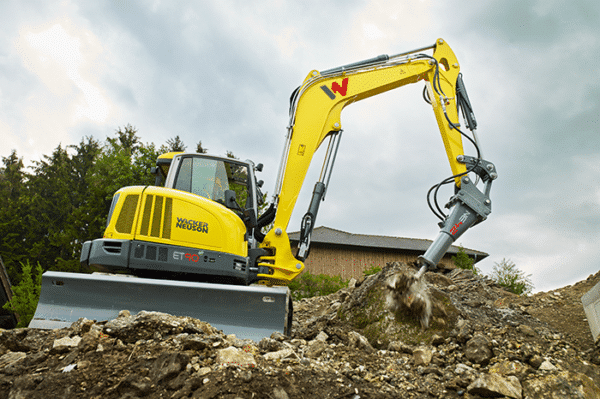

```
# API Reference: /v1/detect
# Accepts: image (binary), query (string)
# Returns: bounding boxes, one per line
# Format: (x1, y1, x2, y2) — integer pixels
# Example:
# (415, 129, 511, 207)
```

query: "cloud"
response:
(17, 18, 111, 123)
(6, 16, 115, 163)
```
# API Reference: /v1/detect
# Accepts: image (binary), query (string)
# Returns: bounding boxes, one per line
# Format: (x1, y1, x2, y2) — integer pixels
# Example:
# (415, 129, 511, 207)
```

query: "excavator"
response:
(30, 39, 497, 341)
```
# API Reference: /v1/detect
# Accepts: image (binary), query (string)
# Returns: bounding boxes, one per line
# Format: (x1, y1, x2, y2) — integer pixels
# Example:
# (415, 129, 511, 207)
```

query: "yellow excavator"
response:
(30, 39, 497, 341)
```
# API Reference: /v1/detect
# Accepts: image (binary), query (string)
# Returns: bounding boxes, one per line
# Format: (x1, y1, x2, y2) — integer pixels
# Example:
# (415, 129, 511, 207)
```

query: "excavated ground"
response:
(1, 262, 600, 399)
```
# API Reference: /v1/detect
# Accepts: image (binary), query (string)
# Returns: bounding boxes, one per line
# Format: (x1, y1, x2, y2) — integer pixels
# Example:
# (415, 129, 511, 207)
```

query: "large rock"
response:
(413, 346, 433, 366)
(103, 310, 218, 343)
(348, 331, 375, 354)
(468, 373, 522, 399)
(523, 371, 600, 399)
(465, 334, 493, 365)
(338, 262, 459, 348)
(216, 346, 256, 368)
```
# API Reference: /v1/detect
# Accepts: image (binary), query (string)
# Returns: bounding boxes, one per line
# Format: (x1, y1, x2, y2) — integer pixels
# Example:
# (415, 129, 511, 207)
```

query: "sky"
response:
(1, 0, 599, 293)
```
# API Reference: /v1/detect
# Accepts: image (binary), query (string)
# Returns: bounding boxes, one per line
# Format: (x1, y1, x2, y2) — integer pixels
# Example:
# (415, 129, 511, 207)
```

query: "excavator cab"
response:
(79, 152, 265, 285)
(152, 153, 257, 215)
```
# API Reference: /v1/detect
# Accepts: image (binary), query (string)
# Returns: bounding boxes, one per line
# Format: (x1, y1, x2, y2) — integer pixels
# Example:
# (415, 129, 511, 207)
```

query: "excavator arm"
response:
(257, 38, 497, 284)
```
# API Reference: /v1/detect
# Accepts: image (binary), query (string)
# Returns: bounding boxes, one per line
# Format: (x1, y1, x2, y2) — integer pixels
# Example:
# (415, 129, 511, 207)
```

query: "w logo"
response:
(331, 78, 349, 96)
(320, 78, 349, 99)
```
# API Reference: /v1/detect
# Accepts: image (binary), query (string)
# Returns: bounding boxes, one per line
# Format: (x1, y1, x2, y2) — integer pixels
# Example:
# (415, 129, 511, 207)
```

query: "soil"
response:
(1, 262, 600, 399)
(509, 271, 600, 354)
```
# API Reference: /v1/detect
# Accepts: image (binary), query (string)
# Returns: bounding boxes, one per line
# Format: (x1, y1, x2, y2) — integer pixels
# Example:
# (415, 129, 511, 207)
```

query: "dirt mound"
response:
(1, 262, 600, 398)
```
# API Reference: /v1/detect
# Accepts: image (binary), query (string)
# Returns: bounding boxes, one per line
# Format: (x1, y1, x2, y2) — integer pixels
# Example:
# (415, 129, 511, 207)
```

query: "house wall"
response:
(300, 244, 456, 280)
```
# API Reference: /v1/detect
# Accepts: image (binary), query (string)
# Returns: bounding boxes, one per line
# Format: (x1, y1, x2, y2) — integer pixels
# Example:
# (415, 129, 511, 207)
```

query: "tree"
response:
(451, 246, 480, 274)
(0, 150, 28, 279)
(108, 124, 140, 155)
(166, 136, 186, 152)
(490, 258, 533, 296)
(2, 260, 43, 327)
(196, 141, 208, 154)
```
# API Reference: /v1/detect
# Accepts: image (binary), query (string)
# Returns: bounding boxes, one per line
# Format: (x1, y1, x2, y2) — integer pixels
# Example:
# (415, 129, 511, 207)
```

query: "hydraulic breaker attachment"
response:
(30, 271, 292, 342)
(416, 156, 497, 279)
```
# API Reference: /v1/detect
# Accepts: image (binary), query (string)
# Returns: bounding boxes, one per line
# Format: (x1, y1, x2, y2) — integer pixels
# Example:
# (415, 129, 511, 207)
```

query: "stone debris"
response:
(216, 346, 257, 368)
(467, 373, 523, 399)
(0, 261, 599, 398)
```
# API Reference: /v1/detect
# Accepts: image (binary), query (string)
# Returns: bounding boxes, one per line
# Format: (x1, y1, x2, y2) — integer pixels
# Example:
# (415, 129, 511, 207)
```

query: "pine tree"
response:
(2, 260, 43, 327)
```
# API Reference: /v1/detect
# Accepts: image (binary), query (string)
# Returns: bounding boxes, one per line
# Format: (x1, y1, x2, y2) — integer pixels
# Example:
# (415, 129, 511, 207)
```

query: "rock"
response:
(348, 331, 375, 354)
(489, 360, 529, 379)
(523, 371, 600, 399)
(465, 334, 492, 365)
(455, 363, 474, 374)
(270, 331, 286, 341)
(387, 340, 413, 353)
(430, 334, 445, 346)
(272, 386, 290, 399)
(53, 336, 82, 348)
(468, 373, 523, 399)
(539, 359, 558, 371)
(78, 328, 101, 352)
(70, 317, 95, 335)
(338, 262, 459, 348)
(182, 334, 210, 351)
(305, 339, 328, 358)
(103, 310, 217, 343)
(528, 354, 543, 369)
(116, 375, 153, 397)
(315, 331, 329, 342)
(216, 346, 256, 368)
(259, 337, 284, 352)
(263, 348, 295, 361)
(0, 351, 26, 369)
(413, 346, 433, 366)
(150, 352, 189, 383)
(518, 324, 536, 337)
(456, 323, 472, 343)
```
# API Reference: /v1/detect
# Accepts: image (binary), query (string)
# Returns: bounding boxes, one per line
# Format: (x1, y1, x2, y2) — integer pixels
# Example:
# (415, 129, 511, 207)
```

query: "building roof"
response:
(288, 226, 488, 262)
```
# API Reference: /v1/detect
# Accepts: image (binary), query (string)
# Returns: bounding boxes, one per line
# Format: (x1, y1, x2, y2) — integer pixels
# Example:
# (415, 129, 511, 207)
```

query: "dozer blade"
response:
(582, 280, 600, 344)
(30, 271, 292, 342)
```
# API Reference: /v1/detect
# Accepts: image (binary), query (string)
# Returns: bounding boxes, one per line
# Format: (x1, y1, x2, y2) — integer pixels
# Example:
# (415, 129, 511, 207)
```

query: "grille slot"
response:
(158, 247, 168, 262)
(151, 196, 163, 237)
(134, 244, 144, 259)
(140, 195, 153, 236)
(103, 241, 123, 254)
(146, 245, 157, 260)
(115, 195, 139, 234)
(163, 198, 172, 239)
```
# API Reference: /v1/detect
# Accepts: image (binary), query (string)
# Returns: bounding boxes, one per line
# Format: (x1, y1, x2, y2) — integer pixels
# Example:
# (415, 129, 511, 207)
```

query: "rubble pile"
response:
(1, 262, 600, 398)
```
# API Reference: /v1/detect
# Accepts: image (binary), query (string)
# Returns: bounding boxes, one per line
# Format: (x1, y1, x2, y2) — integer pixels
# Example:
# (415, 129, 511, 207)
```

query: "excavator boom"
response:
(258, 38, 496, 283)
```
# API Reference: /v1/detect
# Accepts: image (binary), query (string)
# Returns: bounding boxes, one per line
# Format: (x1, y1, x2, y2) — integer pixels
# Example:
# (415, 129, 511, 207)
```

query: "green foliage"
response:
(452, 246, 480, 275)
(363, 264, 382, 277)
(196, 141, 208, 154)
(490, 258, 534, 296)
(2, 260, 43, 327)
(166, 135, 186, 152)
(287, 270, 348, 300)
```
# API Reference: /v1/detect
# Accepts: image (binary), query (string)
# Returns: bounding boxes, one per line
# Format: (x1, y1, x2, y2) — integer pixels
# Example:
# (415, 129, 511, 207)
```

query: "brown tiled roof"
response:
(288, 226, 488, 261)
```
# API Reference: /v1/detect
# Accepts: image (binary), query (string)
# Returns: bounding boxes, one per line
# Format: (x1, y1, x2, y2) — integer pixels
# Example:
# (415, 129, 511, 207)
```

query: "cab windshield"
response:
(174, 156, 250, 206)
